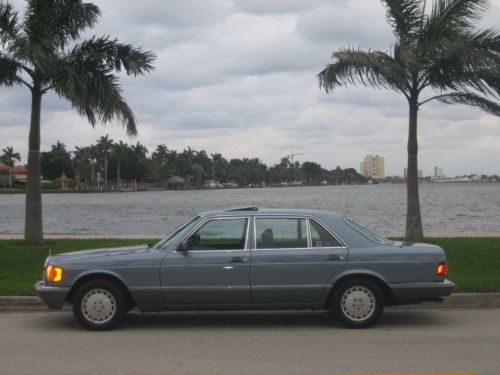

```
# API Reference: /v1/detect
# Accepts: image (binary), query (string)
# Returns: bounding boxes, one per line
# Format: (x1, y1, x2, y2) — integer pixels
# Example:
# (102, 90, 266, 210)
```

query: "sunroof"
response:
(224, 206, 259, 212)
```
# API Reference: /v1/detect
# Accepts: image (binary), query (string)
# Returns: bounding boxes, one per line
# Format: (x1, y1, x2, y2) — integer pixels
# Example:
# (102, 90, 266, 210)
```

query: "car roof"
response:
(200, 207, 344, 221)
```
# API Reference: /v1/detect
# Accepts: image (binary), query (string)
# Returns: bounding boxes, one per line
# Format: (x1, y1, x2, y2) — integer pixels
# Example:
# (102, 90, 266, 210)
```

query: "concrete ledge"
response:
(391, 292, 500, 309)
(0, 296, 49, 311)
(1, 293, 500, 312)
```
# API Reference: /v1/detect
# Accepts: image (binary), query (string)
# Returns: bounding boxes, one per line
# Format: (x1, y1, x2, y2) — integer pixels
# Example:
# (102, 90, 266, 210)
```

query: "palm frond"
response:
(24, 0, 100, 48)
(0, 1, 20, 45)
(69, 36, 155, 76)
(436, 92, 500, 116)
(53, 58, 138, 136)
(429, 0, 488, 33)
(318, 48, 409, 95)
(419, 0, 489, 60)
(382, 0, 423, 42)
(468, 28, 500, 54)
(425, 28, 500, 97)
(0, 53, 22, 85)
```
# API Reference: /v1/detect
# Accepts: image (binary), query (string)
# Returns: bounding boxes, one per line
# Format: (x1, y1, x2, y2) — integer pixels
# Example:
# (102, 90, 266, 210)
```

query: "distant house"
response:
(205, 179, 221, 189)
(166, 176, 186, 190)
(53, 174, 75, 190)
(10, 165, 28, 183)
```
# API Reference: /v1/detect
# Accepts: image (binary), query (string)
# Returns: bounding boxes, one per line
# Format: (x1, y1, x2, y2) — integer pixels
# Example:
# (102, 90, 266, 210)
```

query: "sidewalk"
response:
(2, 293, 500, 312)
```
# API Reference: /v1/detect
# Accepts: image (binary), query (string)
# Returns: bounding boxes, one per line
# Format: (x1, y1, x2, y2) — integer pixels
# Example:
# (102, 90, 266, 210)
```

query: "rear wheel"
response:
(331, 279, 384, 328)
(72, 280, 126, 331)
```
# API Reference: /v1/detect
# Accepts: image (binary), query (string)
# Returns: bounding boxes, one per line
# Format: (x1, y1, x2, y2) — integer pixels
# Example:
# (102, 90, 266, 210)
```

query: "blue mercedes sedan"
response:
(36, 207, 455, 330)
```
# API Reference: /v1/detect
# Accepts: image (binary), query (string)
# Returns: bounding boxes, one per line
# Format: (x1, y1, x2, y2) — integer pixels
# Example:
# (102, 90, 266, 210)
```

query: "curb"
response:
(1, 293, 500, 312)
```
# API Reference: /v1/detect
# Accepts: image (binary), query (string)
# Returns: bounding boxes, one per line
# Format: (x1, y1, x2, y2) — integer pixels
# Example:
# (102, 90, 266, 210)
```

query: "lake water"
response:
(0, 183, 499, 237)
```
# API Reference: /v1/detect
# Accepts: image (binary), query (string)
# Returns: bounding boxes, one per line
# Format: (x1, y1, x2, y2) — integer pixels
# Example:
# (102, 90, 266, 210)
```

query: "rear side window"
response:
(189, 218, 248, 250)
(310, 220, 343, 247)
(343, 217, 392, 245)
(255, 218, 307, 249)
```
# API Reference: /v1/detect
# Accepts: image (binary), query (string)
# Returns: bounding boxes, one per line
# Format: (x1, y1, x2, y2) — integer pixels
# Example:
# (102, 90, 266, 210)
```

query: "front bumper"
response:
(35, 281, 71, 310)
(389, 278, 456, 303)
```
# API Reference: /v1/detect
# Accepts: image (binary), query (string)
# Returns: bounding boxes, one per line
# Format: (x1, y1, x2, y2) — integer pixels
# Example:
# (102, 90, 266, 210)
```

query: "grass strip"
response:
(0, 237, 498, 295)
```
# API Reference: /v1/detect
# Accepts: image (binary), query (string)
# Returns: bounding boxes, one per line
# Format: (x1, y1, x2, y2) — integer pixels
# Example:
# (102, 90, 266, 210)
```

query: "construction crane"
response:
(287, 150, 304, 165)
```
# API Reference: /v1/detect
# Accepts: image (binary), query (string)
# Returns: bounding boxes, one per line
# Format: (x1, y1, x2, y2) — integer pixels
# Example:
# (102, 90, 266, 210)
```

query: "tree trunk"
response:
(405, 97, 424, 242)
(117, 163, 121, 189)
(104, 156, 108, 190)
(24, 85, 44, 245)
(8, 170, 12, 189)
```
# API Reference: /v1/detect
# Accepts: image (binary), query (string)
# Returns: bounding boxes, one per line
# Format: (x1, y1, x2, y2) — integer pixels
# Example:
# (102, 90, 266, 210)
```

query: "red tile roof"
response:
(10, 166, 27, 174)
(53, 175, 75, 183)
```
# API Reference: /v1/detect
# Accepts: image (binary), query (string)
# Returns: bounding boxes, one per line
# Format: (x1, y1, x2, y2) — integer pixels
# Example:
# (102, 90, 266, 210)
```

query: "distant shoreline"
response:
(1, 180, 498, 194)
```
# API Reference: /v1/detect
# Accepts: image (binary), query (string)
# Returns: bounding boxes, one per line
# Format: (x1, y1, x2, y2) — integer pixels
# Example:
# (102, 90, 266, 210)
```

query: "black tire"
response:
(331, 278, 384, 328)
(72, 279, 126, 331)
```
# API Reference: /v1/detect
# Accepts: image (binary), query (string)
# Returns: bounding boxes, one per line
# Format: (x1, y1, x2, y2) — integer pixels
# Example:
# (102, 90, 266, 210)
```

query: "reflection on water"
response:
(0, 184, 499, 236)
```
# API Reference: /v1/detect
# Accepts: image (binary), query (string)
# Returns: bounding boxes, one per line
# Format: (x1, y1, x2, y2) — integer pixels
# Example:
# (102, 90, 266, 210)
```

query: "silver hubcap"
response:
(341, 286, 376, 322)
(81, 289, 116, 324)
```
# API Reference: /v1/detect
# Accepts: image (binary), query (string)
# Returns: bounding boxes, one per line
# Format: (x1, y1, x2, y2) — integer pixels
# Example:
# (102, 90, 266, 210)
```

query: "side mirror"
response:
(179, 240, 190, 252)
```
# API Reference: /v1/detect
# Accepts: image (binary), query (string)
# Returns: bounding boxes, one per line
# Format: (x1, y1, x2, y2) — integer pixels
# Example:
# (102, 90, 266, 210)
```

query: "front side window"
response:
(255, 218, 308, 249)
(189, 218, 248, 250)
(310, 220, 343, 247)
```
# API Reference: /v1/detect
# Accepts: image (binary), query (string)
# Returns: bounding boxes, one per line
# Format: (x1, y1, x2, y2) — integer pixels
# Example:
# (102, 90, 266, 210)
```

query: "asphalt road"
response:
(0, 308, 499, 375)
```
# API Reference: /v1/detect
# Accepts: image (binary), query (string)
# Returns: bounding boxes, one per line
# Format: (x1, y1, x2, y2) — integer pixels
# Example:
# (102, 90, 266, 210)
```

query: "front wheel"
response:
(331, 279, 384, 328)
(72, 280, 126, 331)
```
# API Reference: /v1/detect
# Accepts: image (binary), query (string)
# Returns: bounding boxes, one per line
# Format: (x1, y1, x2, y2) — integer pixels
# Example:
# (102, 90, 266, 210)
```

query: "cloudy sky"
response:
(1, 0, 500, 176)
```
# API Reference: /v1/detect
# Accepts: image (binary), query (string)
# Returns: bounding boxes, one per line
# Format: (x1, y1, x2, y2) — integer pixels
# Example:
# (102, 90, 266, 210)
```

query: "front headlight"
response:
(45, 264, 64, 283)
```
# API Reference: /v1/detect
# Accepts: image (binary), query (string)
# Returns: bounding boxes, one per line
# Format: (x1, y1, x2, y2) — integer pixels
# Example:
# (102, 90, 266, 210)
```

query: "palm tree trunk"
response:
(104, 156, 108, 190)
(117, 162, 121, 189)
(24, 85, 44, 245)
(405, 97, 424, 242)
(8, 170, 12, 189)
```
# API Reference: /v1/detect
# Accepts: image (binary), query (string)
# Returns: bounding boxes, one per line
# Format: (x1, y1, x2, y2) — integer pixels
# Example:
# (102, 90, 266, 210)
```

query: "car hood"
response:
(48, 245, 150, 263)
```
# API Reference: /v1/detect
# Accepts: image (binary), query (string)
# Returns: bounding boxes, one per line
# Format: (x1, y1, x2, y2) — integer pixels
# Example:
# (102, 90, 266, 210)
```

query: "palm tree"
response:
(318, 0, 500, 241)
(96, 135, 113, 190)
(50, 141, 71, 179)
(0, 0, 155, 244)
(89, 145, 99, 184)
(111, 141, 128, 188)
(73, 146, 91, 189)
(1, 145, 21, 188)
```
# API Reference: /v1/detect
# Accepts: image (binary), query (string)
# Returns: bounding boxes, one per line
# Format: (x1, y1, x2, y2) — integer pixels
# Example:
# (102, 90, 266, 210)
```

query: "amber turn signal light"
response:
(46, 265, 63, 282)
(436, 261, 448, 276)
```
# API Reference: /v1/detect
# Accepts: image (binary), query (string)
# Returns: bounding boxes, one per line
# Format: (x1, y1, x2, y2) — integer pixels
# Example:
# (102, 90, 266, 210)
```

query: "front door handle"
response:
(325, 254, 344, 261)
(229, 256, 245, 263)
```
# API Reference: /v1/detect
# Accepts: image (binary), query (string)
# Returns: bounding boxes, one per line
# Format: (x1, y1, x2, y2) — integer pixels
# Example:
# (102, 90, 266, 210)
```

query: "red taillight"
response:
(436, 261, 448, 276)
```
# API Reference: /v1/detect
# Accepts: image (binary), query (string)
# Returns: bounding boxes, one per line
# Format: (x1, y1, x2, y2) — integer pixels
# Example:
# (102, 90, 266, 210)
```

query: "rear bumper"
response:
(35, 281, 71, 310)
(389, 279, 456, 303)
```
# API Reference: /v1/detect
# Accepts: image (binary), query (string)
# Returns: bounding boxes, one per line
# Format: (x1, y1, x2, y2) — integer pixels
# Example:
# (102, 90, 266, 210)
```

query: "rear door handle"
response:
(325, 254, 344, 261)
(229, 256, 245, 263)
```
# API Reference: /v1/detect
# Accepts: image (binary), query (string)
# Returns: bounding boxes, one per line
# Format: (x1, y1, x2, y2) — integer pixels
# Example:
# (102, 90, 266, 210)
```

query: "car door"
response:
(161, 216, 251, 305)
(250, 216, 348, 304)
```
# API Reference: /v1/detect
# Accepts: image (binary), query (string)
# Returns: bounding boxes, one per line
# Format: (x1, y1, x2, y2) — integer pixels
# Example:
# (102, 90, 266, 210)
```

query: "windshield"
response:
(343, 217, 393, 245)
(155, 216, 201, 250)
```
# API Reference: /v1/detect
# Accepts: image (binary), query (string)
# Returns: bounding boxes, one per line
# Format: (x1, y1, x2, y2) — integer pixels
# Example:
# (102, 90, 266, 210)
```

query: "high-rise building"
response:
(433, 166, 444, 179)
(359, 155, 385, 179)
